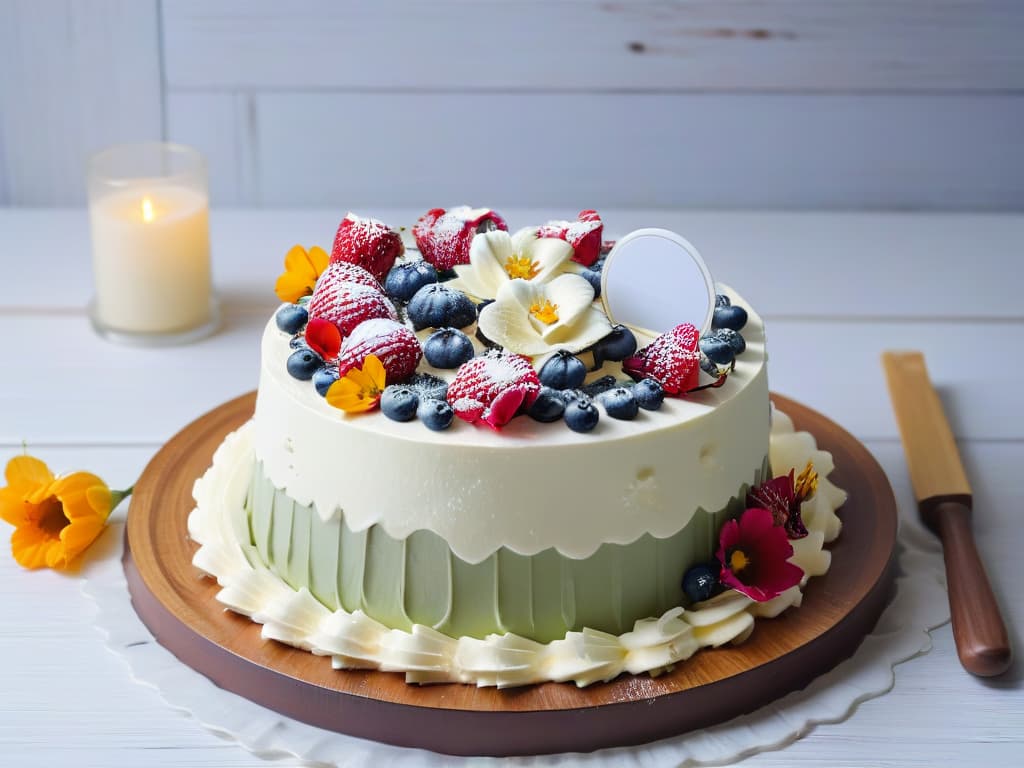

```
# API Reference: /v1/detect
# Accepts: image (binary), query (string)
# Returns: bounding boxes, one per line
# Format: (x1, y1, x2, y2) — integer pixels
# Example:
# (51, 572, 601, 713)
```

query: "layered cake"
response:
(189, 208, 846, 687)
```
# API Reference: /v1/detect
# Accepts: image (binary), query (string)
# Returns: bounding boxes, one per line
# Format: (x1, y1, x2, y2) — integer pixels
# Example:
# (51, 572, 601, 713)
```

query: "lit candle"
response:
(88, 143, 217, 343)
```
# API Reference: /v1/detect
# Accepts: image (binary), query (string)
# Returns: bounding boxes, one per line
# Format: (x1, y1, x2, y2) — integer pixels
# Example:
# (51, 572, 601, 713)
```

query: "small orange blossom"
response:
(274, 245, 329, 303)
(0, 454, 130, 570)
(326, 355, 387, 413)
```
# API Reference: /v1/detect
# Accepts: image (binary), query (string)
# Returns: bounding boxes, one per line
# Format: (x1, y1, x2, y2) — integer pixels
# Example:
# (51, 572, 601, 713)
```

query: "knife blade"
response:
(882, 351, 1010, 677)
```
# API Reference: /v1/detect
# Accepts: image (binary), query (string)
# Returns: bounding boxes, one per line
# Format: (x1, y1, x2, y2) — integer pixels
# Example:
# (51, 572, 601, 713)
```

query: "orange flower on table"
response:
(326, 354, 387, 414)
(0, 455, 131, 570)
(274, 244, 329, 303)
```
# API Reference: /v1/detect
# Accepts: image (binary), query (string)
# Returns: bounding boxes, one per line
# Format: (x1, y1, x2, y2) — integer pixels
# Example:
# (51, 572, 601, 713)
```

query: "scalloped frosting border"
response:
(188, 407, 846, 688)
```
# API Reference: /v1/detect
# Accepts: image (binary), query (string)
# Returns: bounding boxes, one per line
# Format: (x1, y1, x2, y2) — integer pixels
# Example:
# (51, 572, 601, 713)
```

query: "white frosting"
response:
(252, 286, 769, 563)
(189, 407, 845, 688)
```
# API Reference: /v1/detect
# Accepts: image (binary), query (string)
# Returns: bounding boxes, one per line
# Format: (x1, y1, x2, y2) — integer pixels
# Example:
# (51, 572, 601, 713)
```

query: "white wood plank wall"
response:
(1, 0, 1023, 209)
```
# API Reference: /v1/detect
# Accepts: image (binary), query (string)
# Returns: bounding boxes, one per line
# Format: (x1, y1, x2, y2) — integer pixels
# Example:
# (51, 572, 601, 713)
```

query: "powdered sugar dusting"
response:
(331, 212, 404, 281)
(412, 206, 508, 270)
(446, 351, 541, 427)
(308, 279, 397, 337)
(623, 323, 701, 395)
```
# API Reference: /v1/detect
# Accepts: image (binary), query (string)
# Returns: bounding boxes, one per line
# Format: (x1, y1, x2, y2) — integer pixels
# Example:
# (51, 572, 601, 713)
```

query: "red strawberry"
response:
(622, 323, 701, 395)
(336, 318, 422, 382)
(330, 213, 404, 282)
(536, 210, 603, 267)
(412, 206, 508, 271)
(308, 271, 397, 338)
(304, 317, 342, 360)
(446, 352, 541, 429)
(314, 260, 385, 294)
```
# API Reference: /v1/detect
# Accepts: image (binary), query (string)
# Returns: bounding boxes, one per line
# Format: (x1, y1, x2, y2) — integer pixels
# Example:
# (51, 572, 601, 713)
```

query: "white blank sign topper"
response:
(600, 229, 716, 335)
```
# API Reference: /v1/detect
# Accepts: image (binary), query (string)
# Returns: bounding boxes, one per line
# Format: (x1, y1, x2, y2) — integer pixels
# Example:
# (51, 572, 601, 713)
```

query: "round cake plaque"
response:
(123, 392, 896, 757)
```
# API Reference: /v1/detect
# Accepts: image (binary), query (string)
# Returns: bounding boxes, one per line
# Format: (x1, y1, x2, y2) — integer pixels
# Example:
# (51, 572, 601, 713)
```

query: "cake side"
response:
(244, 457, 766, 641)
(252, 286, 768, 563)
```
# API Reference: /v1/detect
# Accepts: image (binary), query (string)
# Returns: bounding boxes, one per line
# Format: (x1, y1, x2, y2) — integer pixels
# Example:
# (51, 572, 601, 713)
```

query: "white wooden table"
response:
(1, 208, 1021, 766)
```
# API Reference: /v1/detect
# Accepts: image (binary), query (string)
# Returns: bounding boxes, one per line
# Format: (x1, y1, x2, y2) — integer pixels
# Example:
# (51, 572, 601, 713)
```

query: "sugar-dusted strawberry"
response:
(412, 206, 508, 271)
(335, 318, 422, 383)
(446, 351, 541, 429)
(536, 210, 603, 267)
(330, 212, 405, 282)
(308, 269, 397, 338)
(622, 323, 701, 395)
(314, 260, 385, 295)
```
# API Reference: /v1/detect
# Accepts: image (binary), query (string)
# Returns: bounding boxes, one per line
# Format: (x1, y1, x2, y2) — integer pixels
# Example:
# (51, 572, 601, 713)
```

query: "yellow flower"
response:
(0, 455, 130, 570)
(794, 461, 819, 503)
(274, 245, 329, 303)
(325, 355, 387, 414)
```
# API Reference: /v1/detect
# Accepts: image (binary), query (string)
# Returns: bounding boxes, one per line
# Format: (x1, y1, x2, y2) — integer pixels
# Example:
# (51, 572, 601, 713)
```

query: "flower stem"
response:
(110, 485, 134, 511)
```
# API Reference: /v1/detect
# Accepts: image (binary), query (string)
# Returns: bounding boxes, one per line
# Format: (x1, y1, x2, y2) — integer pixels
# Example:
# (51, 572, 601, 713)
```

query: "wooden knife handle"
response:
(933, 500, 1012, 677)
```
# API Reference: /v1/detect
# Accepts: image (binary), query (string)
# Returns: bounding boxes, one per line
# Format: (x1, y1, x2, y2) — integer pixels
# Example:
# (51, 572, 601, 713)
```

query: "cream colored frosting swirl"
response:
(189, 406, 845, 688)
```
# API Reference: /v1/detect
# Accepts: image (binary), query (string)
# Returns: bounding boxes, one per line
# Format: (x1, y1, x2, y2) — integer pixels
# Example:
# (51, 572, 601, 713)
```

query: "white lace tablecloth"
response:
(83, 522, 948, 767)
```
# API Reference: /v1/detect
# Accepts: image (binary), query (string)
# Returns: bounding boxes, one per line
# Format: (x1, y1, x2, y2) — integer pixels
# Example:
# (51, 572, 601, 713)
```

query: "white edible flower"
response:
(477, 274, 612, 356)
(448, 227, 576, 301)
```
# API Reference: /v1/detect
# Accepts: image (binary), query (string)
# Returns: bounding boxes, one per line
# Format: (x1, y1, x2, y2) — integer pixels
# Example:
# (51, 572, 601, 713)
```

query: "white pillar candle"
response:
(90, 187, 211, 333)
(87, 143, 216, 343)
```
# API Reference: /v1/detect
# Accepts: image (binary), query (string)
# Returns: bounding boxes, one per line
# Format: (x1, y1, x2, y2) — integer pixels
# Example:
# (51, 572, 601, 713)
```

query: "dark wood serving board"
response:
(124, 392, 897, 757)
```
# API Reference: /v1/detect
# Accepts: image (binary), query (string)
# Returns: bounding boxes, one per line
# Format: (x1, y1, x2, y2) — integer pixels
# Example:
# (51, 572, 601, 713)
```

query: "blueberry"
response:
(633, 378, 665, 411)
(408, 372, 449, 401)
(384, 261, 438, 302)
(682, 563, 721, 603)
(527, 387, 566, 423)
(581, 375, 618, 398)
(286, 348, 323, 381)
(700, 353, 720, 376)
(289, 333, 309, 350)
(715, 294, 731, 309)
(380, 385, 420, 421)
(436, 268, 459, 282)
(418, 398, 454, 431)
(580, 268, 602, 298)
(312, 366, 339, 396)
(564, 396, 600, 433)
(599, 387, 639, 420)
(713, 327, 746, 355)
(699, 334, 735, 366)
(560, 388, 585, 404)
(407, 284, 477, 330)
(713, 304, 748, 331)
(539, 350, 587, 390)
(423, 327, 475, 369)
(592, 325, 637, 367)
(275, 304, 309, 334)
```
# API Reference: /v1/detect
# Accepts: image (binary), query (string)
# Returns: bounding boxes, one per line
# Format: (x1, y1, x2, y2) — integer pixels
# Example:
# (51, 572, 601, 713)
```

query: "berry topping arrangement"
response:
(272, 209, 752, 434)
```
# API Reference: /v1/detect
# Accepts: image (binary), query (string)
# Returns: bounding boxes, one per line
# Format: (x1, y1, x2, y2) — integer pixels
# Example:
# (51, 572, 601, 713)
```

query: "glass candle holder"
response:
(87, 142, 218, 345)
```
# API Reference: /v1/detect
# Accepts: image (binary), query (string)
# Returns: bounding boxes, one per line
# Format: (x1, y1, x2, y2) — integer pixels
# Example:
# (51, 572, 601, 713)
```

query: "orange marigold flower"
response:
(0, 455, 130, 570)
(274, 245, 329, 303)
(325, 354, 387, 414)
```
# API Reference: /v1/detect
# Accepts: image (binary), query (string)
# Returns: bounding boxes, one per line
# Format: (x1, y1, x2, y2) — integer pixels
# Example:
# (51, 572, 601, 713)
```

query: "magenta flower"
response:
(746, 461, 819, 539)
(716, 507, 805, 602)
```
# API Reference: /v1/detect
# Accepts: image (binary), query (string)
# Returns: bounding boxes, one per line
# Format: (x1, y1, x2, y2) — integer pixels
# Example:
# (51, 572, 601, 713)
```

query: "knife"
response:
(882, 351, 1011, 676)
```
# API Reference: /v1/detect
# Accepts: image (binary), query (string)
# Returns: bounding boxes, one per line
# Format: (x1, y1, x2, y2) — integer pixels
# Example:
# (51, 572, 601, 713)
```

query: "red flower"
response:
(716, 507, 804, 602)
(746, 461, 819, 539)
(305, 317, 342, 360)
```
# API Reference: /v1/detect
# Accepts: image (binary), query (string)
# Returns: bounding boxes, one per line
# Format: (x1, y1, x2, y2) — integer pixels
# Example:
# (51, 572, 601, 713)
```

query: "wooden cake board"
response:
(123, 392, 897, 757)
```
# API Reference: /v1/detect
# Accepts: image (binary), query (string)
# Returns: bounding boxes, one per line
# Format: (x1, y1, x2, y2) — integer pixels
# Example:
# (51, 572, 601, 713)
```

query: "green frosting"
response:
(245, 459, 768, 642)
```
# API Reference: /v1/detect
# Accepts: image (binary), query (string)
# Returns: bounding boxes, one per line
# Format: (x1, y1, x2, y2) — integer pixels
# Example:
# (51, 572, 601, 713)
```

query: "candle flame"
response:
(141, 197, 155, 223)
